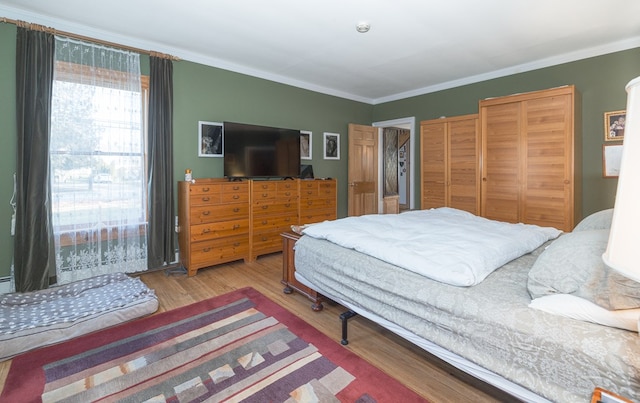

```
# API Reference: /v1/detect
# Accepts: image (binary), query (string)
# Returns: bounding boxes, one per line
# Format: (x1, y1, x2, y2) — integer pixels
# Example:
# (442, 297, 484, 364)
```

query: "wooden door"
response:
(521, 92, 574, 231)
(420, 121, 446, 209)
(480, 102, 521, 224)
(348, 123, 378, 216)
(448, 117, 480, 214)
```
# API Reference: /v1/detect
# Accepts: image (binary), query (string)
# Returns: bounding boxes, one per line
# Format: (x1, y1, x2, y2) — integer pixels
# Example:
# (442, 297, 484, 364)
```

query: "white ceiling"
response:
(2, 0, 640, 104)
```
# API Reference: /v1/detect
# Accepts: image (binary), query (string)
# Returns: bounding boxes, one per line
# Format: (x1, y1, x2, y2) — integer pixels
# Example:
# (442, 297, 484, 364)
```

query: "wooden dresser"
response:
(177, 178, 337, 275)
(177, 179, 250, 276)
(250, 180, 299, 261)
(299, 179, 337, 225)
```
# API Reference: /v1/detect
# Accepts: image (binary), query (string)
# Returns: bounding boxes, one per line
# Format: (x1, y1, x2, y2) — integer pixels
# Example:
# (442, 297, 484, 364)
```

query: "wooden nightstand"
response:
(280, 232, 324, 311)
(591, 387, 633, 403)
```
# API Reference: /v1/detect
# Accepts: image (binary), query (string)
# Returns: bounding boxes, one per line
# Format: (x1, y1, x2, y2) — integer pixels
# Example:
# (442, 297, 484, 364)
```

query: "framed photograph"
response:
(300, 130, 312, 160)
(603, 144, 623, 178)
(323, 132, 340, 160)
(198, 121, 223, 157)
(604, 110, 626, 141)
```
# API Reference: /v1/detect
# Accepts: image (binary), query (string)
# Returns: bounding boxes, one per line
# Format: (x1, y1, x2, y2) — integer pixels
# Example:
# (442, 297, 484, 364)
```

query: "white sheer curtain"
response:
(51, 36, 147, 284)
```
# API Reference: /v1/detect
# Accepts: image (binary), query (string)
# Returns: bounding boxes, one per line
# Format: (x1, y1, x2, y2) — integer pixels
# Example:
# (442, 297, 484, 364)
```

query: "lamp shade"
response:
(602, 76, 640, 283)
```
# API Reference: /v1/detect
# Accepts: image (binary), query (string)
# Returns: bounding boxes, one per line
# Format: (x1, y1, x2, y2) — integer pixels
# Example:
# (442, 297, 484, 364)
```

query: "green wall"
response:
(0, 20, 637, 279)
(372, 47, 640, 217)
(0, 23, 372, 278)
(0, 24, 17, 281)
(172, 60, 372, 205)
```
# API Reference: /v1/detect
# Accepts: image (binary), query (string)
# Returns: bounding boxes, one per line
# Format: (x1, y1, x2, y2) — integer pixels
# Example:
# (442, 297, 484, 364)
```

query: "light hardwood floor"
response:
(0, 253, 513, 402)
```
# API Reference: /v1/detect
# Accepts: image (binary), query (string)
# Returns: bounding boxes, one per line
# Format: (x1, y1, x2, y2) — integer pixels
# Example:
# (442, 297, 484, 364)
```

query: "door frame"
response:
(372, 116, 416, 212)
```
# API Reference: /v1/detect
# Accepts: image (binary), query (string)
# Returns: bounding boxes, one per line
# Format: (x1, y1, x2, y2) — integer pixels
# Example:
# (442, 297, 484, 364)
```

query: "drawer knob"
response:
(233, 224, 240, 230)
(202, 187, 210, 192)
(233, 207, 240, 212)
(203, 247, 212, 252)
(233, 185, 240, 190)
(233, 195, 240, 199)
(202, 228, 211, 234)
(202, 196, 210, 202)
(233, 242, 240, 247)
(262, 205, 268, 210)
(202, 211, 211, 216)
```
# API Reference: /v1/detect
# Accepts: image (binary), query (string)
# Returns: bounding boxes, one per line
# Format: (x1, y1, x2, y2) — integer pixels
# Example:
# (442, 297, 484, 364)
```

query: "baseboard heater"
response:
(0, 276, 12, 294)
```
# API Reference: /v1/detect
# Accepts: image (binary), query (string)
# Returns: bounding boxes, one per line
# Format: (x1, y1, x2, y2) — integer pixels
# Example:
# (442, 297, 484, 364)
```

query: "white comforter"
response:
(301, 207, 561, 286)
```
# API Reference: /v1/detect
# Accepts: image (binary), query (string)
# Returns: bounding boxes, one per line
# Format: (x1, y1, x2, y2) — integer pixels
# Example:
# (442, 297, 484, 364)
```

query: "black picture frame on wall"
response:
(323, 132, 340, 160)
(198, 121, 223, 157)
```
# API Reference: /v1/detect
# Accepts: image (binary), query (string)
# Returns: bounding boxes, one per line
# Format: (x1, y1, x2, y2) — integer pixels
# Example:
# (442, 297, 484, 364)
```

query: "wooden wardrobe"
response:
(479, 85, 580, 232)
(420, 114, 480, 214)
(420, 85, 580, 232)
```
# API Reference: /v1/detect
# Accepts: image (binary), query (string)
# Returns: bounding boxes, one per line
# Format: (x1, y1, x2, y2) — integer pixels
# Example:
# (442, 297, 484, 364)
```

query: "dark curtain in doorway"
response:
(147, 56, 175, 268)
(14, 26, 55, 292)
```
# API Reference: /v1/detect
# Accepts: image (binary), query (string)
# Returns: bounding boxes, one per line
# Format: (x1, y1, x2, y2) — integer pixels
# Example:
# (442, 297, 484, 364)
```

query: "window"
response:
(50, 37, 148, 282)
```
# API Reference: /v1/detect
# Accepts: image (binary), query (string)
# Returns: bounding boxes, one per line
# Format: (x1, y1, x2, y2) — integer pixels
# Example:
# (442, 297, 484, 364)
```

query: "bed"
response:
(0, 272, 158, 361)
(293, 207, 640, 403)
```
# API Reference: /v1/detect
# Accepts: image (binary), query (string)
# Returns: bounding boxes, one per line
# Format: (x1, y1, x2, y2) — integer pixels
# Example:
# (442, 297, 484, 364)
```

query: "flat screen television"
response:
(223, 121, 301, 179)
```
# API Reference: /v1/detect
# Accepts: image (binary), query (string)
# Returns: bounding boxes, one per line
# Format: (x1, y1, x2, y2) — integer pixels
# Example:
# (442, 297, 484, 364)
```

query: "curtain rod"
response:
(1, 16, 179, 60)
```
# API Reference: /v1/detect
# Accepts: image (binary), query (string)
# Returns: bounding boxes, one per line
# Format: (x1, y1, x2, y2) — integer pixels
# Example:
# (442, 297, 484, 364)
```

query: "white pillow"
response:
(529, 294, 640, 332)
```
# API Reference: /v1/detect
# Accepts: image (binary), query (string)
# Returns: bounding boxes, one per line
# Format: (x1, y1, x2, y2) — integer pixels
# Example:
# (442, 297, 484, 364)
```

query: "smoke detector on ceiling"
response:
(356, 22, 370, 33)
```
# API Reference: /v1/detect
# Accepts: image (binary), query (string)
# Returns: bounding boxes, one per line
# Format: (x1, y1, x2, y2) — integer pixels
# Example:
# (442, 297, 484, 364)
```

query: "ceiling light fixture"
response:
(356, 22, 370, 33)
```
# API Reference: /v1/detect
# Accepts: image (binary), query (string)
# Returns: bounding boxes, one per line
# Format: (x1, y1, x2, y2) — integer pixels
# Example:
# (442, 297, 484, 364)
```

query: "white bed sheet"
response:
(302, 207, 561, 286)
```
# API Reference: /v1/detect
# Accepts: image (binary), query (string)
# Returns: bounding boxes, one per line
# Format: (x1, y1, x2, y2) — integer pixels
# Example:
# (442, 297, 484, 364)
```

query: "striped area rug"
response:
(2, 287, 426, 402)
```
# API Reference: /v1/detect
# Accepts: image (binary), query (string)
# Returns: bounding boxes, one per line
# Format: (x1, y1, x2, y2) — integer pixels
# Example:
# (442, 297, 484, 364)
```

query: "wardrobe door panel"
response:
(481, 102, 521, 224)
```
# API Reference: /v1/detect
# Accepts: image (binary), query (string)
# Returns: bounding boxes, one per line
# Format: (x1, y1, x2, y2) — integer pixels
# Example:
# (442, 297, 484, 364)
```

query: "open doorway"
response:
(372, 117, 415, 212)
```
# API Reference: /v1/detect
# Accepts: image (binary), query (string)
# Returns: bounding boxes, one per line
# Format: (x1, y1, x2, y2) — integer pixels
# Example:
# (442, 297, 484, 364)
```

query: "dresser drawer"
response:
(252, 201, 297, 216)
(299, 209, 336, 225)
(318, 186, 336, 198)
(300, 180, 317, 190)
(277, 189, 297, 200)
(189, 192, 221, 206)
(189, 183, 222, 196)
(251, 233, 283, 253)
(253, 181, 277, 192)
(222, 182, 248, 193)
(189, 235, 249, 267)
(299, 187, 318, 198)
(221, 191, 249, 204)
(252, 213, 296, 232)
(190, 204, 249, 224)
(300, 198, 335, 209)
(190, 218, 249, 242)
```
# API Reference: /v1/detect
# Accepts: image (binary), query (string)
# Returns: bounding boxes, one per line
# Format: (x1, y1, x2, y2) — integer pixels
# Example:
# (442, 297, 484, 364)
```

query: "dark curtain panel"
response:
(147, 56, 175, 268)
(14, 27, 55, 292)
